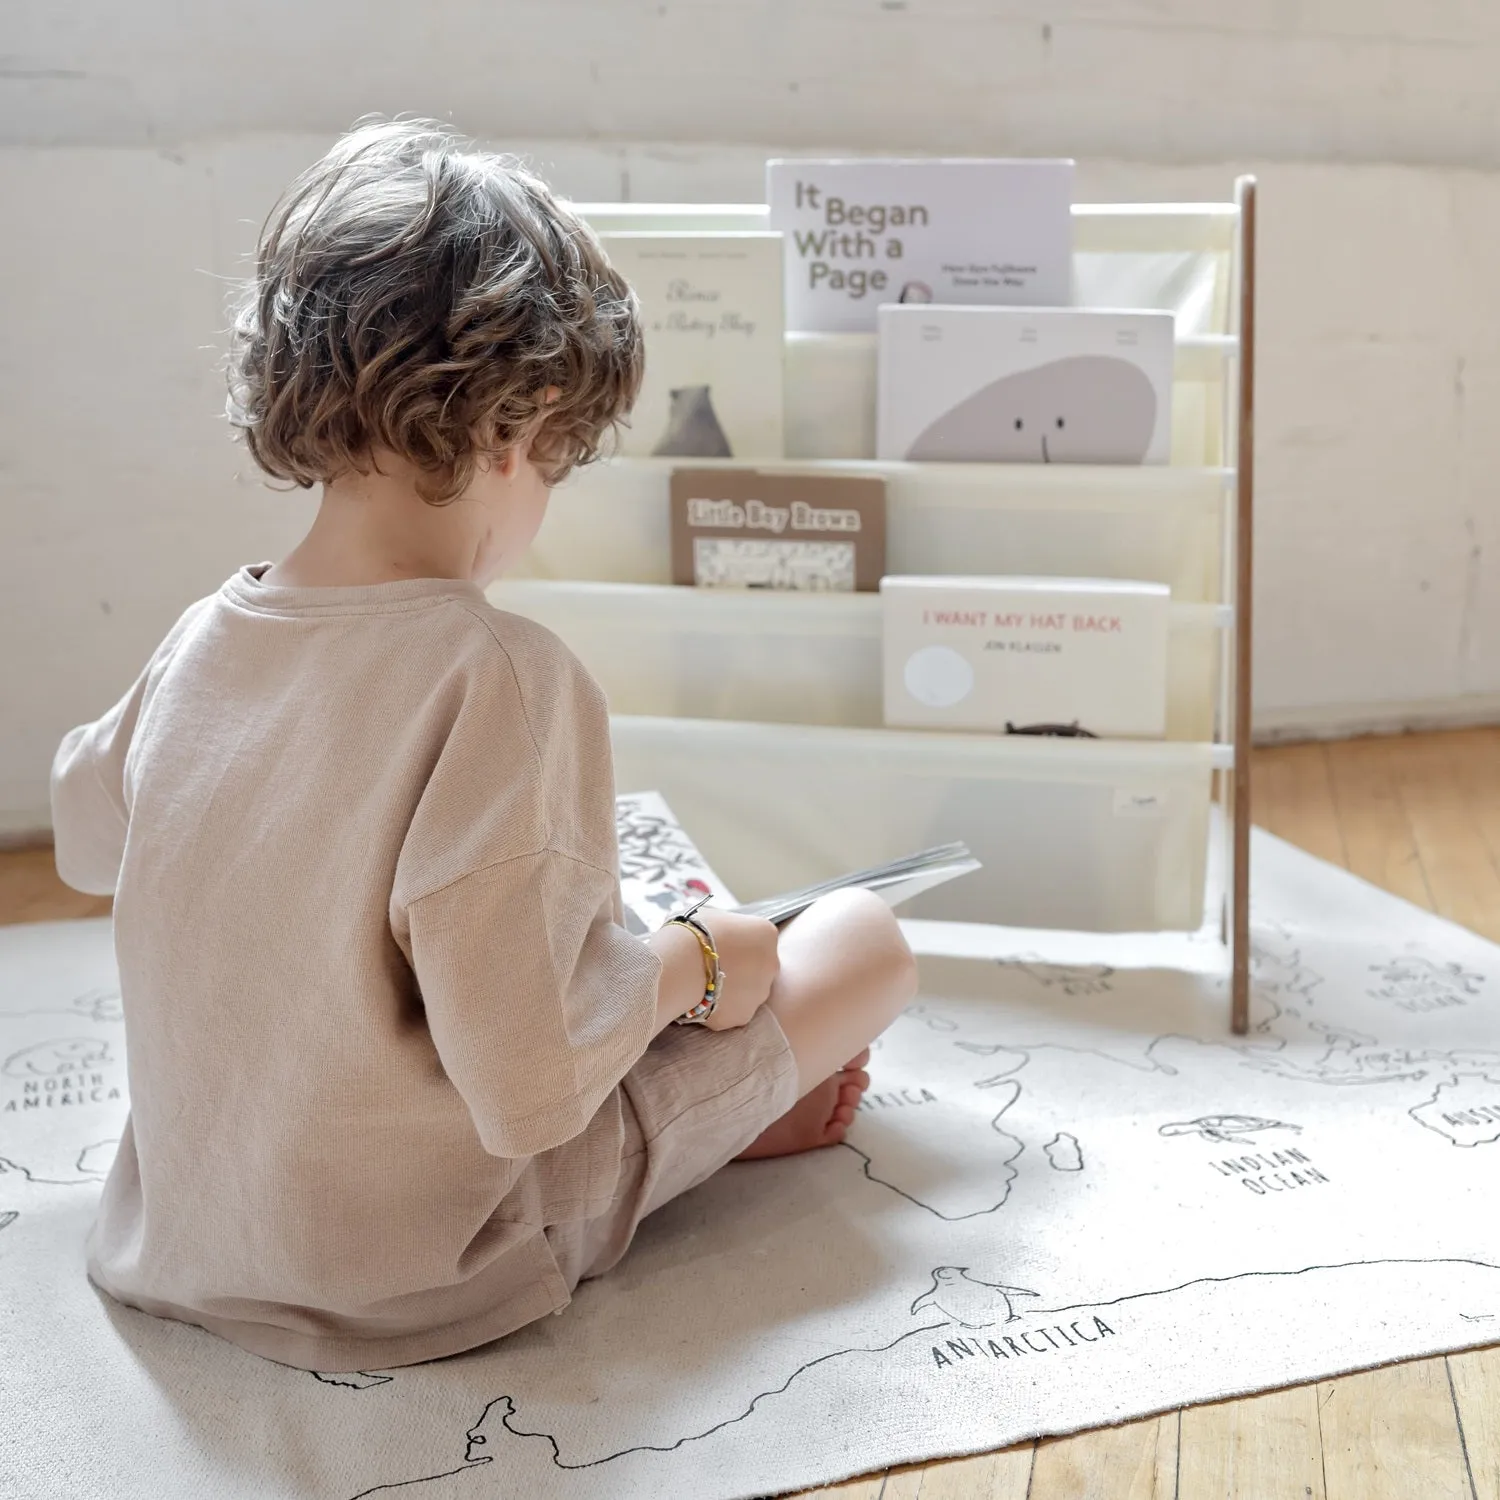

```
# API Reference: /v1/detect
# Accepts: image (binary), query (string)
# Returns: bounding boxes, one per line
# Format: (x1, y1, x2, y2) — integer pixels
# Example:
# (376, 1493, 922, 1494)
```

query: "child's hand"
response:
(697, 910, 780, 1030)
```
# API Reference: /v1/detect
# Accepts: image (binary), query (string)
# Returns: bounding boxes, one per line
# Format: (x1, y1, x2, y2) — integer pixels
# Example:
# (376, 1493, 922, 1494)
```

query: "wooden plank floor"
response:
(4, 728, 1498, 1499)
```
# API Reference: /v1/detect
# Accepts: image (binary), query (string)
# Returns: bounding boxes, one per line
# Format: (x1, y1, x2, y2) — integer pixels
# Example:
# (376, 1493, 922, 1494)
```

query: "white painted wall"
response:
(10, 1, 1500, 170)
(3, 1, 1498, 836)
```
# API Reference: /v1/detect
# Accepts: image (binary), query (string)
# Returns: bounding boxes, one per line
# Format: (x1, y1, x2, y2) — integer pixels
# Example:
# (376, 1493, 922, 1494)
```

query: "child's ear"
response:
(508, 387, 562, 474)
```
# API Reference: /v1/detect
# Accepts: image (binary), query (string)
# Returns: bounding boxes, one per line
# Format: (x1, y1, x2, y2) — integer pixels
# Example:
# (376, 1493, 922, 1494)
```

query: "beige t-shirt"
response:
(50, 564, 662, 1370)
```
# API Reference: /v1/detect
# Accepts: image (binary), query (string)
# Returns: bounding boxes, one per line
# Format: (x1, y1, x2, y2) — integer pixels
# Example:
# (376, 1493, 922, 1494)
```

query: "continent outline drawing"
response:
(3, 1035, 116, 1078)
(0, 1139, 118, 1186)
(2, 988, 123, 1023)
(1408, 1074, 1500, 1148)
(345, 1322, 950, 1494)
(348, 1255, 1500, 1493)
(312, 1370, 396, 1390)
(1043, 1131, 1085, 1171)
(840, 1077, 1026, 1221)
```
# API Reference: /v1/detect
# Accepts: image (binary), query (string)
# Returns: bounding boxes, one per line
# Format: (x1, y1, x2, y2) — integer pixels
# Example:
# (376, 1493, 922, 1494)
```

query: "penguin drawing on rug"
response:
(911, 1266, 1040, 1328)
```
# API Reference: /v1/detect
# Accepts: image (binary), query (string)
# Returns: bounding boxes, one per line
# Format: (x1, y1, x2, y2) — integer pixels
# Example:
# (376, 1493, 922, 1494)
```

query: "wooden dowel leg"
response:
(1230, 174, 1257, 1035)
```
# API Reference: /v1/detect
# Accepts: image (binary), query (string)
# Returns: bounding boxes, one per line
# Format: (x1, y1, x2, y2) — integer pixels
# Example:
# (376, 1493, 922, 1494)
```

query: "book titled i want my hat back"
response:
(881, 576, 1171, 738)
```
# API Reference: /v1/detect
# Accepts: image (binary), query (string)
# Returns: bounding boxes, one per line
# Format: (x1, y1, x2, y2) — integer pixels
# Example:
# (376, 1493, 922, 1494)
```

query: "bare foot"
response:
(734, 1058, 871, 1161)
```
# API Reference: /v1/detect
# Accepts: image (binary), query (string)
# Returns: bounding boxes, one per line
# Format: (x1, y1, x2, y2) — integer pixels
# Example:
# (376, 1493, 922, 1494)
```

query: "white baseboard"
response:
(0, 808, 53, 850)
(1253, 693, 1500, 744)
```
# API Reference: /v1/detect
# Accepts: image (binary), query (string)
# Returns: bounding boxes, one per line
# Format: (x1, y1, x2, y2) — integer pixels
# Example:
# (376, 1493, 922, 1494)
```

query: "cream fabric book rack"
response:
(492, 178, 1257, 1033)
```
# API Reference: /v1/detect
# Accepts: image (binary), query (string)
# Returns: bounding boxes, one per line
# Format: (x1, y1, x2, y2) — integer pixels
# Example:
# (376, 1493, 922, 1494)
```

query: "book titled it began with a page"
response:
(766, 159, 1074, 334)
(600, 231, 785, 460)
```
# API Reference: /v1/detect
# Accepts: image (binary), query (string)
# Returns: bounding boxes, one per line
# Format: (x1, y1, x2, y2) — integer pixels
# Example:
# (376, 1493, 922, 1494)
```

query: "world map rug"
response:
(2, 830, 1498, 1500)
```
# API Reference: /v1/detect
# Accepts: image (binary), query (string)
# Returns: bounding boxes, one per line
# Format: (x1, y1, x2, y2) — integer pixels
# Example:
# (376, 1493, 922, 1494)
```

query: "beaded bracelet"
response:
(666, 897, 722, 1026)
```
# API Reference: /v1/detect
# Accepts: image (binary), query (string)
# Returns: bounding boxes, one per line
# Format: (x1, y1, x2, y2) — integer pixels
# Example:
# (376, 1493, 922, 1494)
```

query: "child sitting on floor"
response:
(50, 119, 918, 1373)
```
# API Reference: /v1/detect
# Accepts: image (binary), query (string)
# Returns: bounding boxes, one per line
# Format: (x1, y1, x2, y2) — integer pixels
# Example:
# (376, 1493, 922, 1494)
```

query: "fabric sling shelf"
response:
(488, 581, 1232, 744)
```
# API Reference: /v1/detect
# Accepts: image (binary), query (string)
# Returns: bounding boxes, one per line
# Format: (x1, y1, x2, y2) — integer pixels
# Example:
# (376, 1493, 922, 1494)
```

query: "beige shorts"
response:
(545, 1004, 799, 1290)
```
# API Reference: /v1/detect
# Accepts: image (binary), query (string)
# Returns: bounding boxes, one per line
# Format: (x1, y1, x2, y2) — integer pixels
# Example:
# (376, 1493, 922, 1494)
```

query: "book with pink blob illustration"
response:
(877, 305, 1175, 464)
(615, 791, 978, 935)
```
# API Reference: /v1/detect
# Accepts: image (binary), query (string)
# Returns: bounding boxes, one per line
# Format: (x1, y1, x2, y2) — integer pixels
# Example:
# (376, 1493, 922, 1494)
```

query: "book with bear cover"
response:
(615, 791, 978, 934)
(599, 231, 785, 460)
(877, 305, 1176, 464)
(881, 576, 1171, 737)
(669, 468, 886, 591)
(766, 158, 1074, 334)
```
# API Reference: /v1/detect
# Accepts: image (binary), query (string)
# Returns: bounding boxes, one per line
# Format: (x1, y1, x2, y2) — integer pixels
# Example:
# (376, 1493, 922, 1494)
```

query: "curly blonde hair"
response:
(227, 118, 642, 501)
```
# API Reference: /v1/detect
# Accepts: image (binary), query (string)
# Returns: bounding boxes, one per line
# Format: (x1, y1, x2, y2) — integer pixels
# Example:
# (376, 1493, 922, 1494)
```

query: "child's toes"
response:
(838, 1076, 868, 1108)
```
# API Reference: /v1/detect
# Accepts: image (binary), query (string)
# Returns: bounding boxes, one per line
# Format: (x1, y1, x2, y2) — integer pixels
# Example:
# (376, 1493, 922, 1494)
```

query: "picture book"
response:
(616, 791, 736, 935)
(669, 468, 886, 591)
(615, 791, 978, 932)
(766, 158, 1074, 333)
(877, 305, 1175, 464)
(880, 575, 1171, 737)
(600, 231, 785, 460)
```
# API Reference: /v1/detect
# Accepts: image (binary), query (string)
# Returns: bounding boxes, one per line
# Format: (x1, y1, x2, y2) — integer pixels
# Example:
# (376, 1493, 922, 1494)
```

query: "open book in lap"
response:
(615, 791, 980, 933)
(616, 791, 737, 935)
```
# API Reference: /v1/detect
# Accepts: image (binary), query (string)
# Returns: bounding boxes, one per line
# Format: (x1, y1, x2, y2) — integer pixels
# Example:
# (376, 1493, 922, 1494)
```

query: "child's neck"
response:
(267, 462, 487, 589)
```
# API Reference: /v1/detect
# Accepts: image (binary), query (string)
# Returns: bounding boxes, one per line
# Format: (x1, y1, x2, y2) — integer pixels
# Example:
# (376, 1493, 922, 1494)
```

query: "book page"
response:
(615, 791, 737, 934)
